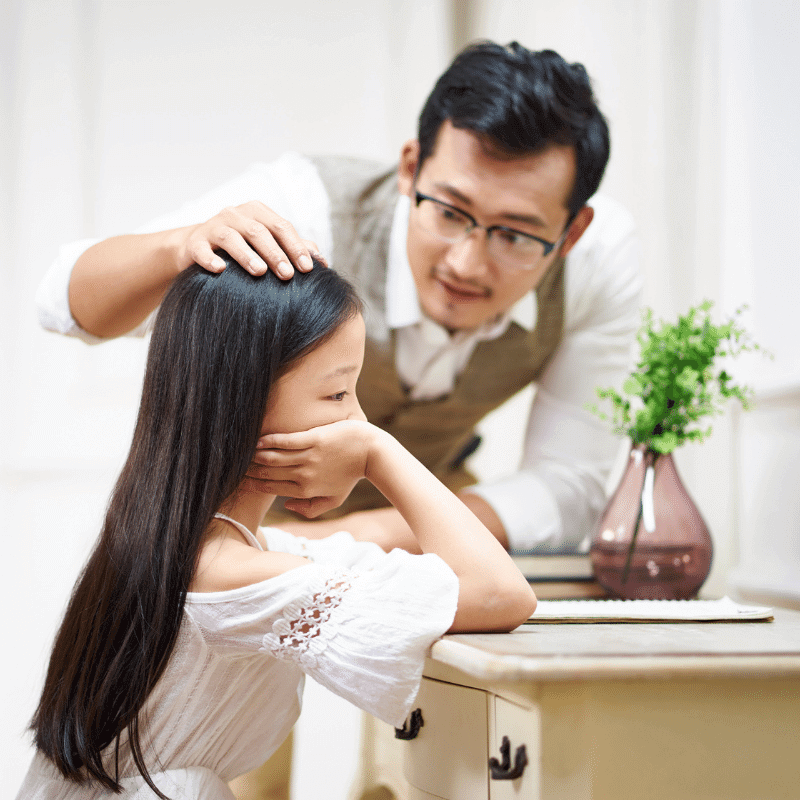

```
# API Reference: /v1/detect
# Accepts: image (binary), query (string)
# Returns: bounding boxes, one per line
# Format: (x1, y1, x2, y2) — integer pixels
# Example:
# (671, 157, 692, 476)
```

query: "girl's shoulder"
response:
(191, 529, 310, 594)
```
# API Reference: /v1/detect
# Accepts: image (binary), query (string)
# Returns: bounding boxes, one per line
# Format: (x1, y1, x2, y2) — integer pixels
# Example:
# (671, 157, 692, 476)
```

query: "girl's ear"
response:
(397, 140, 420, 197)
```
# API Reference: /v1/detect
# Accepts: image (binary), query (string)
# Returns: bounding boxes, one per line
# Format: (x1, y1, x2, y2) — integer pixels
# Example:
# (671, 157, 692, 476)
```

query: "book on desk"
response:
(511, 551, 610, 599)
(525, 596, 774, 622)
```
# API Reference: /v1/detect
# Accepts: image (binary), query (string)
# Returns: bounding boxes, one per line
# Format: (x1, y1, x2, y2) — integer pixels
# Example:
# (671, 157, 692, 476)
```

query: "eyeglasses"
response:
(413, 191, 568, 271)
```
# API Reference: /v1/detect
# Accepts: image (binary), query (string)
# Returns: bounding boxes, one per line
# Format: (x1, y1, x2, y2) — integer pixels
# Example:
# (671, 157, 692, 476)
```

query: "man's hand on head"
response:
(178, 200, 327, 279)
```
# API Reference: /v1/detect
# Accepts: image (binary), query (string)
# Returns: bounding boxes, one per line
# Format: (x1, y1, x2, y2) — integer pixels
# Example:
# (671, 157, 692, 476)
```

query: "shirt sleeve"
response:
(467, 195, 642, 554)
(261, 525, 395, 571)
(35, 238, 105, 343)
(34, 152, 332, 342)
(189, 551, 459, 728)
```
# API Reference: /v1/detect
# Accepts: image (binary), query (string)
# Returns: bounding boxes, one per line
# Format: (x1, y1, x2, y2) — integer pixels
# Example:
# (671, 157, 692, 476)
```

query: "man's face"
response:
(398, 121, 592, 332)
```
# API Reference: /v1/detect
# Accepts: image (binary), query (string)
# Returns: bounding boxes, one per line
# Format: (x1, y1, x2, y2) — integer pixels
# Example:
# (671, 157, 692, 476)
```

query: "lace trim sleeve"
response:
(254, 552, 458, 727)
(262, 569, 354, 669)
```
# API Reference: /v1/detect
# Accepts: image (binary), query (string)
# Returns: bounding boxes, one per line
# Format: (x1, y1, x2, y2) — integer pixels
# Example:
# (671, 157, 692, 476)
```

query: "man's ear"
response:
(559, 205, 594, 258)
(397, 140, 420, 197)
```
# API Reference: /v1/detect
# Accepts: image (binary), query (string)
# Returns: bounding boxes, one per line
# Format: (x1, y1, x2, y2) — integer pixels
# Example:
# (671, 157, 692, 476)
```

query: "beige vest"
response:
(269, 156, 565, 520)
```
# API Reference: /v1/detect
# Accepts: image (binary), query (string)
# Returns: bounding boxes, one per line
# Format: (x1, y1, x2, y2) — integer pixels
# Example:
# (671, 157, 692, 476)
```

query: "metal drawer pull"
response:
(394, 708, 424, 740)
(489, 736, 528, 780)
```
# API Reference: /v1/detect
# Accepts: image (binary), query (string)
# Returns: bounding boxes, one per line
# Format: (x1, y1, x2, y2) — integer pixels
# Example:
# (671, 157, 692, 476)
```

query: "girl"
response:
(18, 259, 535, 799)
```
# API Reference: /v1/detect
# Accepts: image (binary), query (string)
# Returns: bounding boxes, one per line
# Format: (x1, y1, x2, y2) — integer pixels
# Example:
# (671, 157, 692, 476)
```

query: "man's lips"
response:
(434, 274, 490, 301)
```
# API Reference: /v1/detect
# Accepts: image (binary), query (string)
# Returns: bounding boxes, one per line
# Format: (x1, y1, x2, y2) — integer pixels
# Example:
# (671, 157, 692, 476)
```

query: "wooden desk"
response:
(350, 608, 800, 800)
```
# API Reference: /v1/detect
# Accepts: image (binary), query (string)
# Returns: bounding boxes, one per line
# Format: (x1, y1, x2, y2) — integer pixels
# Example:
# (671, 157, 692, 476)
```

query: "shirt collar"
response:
(386, 195, 421, 329)
(385, 194, 538, 336)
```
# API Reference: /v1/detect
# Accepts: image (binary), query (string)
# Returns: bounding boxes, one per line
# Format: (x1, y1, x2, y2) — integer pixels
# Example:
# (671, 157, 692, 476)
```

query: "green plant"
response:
(591, 301, 763, 454)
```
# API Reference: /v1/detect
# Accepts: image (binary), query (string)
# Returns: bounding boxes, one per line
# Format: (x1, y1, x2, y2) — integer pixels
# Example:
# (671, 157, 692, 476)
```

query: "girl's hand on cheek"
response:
(250, 420, 379, 517)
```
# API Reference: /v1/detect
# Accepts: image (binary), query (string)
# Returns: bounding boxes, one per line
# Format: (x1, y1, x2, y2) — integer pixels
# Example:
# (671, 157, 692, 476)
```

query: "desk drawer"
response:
(402, 677, 489, 799)
(489, 695, 540, 800)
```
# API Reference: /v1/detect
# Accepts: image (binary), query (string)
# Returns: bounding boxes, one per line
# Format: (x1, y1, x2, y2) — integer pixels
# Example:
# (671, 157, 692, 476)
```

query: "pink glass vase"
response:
(590, 445, 713, 599)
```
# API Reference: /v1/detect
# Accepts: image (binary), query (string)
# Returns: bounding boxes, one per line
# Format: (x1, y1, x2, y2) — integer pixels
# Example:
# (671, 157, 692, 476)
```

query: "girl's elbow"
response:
(498, 581, 537, 631)
(452, 579, 536, 633)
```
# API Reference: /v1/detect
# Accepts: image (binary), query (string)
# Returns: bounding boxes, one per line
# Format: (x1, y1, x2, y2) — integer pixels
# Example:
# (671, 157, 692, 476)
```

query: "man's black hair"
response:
(417, 41, 610, 216)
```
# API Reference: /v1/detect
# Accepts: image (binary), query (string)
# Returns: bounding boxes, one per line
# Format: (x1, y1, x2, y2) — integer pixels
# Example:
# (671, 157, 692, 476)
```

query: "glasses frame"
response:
(413, 190, 570, 268)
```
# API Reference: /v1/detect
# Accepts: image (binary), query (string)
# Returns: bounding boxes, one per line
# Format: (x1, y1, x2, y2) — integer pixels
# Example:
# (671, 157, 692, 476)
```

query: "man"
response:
(38, 41, 640, 559)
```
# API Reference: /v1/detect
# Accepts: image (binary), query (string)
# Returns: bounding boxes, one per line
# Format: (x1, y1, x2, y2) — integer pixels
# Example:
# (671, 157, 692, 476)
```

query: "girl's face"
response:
(260, 312, 367, 435)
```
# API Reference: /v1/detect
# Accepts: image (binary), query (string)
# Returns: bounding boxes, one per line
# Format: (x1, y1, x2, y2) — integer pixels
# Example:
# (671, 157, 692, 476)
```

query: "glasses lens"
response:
(488, 230, 546, 271)
(417, 198, 471, 241)
(416, 196, 549, 271)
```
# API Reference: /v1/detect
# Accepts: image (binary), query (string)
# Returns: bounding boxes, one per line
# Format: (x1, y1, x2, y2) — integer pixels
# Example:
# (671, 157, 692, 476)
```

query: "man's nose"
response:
(444, 230, 490, 279)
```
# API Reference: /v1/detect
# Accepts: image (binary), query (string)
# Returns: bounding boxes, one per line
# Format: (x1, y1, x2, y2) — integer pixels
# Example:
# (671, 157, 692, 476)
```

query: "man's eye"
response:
(496, 229, 525, 246)
(435, 204, 464, 223)
(329, 391, 347, 401)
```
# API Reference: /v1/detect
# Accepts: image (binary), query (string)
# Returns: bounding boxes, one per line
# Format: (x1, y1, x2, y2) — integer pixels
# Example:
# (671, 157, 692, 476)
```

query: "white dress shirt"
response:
(36, 152, 642, 553)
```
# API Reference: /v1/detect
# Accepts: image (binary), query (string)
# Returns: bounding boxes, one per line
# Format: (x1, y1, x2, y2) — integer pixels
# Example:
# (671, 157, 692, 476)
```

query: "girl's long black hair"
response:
(30, 257, 360, 795)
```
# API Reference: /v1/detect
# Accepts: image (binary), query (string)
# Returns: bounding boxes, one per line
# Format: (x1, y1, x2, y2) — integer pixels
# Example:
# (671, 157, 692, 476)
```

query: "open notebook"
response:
(525, 595, 774, 623)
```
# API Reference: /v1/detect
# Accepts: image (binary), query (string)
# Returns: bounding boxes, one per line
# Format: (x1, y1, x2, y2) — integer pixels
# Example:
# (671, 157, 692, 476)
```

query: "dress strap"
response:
(213, 513, 264, 551)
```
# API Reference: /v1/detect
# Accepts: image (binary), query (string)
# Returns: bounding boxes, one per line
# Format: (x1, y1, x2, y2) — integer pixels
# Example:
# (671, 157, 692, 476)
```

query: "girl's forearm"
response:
(365, 431, 536, 631)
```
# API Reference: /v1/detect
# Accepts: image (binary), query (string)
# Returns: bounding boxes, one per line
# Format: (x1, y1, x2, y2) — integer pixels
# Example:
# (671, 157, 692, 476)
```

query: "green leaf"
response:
(589, 301, 766, 450)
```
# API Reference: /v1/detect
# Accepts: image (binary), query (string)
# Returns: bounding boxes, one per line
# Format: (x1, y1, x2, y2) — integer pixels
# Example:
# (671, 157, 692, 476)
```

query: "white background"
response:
(2, 1, 799, 796)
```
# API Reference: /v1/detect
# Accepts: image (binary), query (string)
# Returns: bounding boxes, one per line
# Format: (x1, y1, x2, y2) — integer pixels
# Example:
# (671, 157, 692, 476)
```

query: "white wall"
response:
(3, 0, 798, 796)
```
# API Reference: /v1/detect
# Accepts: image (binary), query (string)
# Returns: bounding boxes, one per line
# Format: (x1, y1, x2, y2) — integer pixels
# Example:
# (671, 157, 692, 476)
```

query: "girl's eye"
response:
(330, 391, 347, 401)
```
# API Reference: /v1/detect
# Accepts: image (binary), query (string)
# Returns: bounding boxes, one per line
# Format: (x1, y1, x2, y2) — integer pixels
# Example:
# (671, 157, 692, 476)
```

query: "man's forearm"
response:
(456, 491, 510, 550)
(67, 195, 325, 340)
(280, 494, 510, 553)
(278, 507, 422, 553)
(68, 228, 189, 338)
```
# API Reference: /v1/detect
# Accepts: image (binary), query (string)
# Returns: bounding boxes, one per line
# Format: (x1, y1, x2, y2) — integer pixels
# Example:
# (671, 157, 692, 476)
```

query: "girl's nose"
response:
(349, 398, 367, 422)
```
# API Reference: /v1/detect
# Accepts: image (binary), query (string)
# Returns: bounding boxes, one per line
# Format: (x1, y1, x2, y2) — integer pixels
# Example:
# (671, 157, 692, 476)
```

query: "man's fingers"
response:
(214, 223, 288, 278)
(259, 214, 314, 274)
(189, 225, 269, 277)
(186, 203, 325, 279)
(189, 241, 228, 273)
(235, 205, 309, 277)
(236, 222, 294, 279)
(300, 239, 327, 270)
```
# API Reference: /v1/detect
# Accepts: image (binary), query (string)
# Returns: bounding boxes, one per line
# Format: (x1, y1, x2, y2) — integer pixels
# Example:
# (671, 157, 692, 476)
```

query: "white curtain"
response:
(3, 0, 798, 794)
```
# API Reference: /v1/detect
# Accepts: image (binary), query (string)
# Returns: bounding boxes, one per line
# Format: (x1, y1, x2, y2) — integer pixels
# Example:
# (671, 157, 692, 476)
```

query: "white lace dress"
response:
(16, 520, 459, 799)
